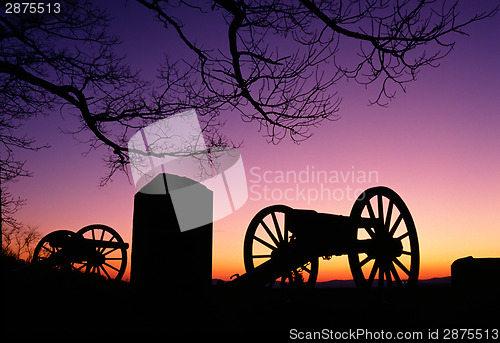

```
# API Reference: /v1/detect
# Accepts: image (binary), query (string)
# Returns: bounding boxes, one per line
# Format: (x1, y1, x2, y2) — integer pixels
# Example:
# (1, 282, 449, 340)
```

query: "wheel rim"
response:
(75, 225, 127, 281)
(348, 187, 419, 289)
(244, 205, 319, 288)
(32, 230, 75, 270)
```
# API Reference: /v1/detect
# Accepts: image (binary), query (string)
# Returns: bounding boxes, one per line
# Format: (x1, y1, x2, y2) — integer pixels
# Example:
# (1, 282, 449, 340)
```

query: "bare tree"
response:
(0, 0, 497, 191)
(2, 224, 41, 262)
(0, 0, 235, 187)
(1, 105, 48, 231)
(138, 0, 497, 142)
(1, 0, 145, 172)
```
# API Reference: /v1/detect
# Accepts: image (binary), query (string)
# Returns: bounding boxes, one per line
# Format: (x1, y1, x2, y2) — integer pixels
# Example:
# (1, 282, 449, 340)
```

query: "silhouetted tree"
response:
(0, 0, 497, 191)
(138, 0, 498, 142)
(1, 107, 47, 231)
(2, 224, 41, 262)
(0, 0, 233, 189)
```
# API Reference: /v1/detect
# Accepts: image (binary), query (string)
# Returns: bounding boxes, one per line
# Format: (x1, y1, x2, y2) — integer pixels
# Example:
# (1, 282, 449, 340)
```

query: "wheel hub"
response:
(87, 251, 106, 266)
(365, 235, 403, 260)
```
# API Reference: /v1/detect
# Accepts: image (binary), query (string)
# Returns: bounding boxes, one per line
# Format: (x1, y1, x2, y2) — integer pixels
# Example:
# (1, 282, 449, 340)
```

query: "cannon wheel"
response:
(32, 230, 76, 270)
(74, 224, 127, 281)
(244, 205, 319, 288)
(349, 187, 419, 289)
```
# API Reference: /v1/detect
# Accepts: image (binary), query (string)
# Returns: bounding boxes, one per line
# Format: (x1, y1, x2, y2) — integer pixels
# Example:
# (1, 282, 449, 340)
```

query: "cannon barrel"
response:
(80, 239, 129, 250)
(228, 241, 315, 289)
(286, 209, 381, 233)
(285, 209, 383, 257)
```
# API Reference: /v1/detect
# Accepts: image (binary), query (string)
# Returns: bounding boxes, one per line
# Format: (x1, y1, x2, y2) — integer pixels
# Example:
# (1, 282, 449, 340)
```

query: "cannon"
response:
(230, 186, 419, 289)
(32, 224, 129, 281)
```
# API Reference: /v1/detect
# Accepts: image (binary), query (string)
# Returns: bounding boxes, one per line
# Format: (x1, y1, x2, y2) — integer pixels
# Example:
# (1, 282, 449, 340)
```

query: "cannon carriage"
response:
(231, 186, 419, 289)
(32, 224, 129, 280)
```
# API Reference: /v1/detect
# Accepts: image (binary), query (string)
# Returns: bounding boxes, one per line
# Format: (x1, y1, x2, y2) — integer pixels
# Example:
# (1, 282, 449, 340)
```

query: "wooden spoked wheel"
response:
(32, 230, 75, 270)
(75, 224, 128, 281)
(244, 205, 319, 288)
(348, 187, 419, 289)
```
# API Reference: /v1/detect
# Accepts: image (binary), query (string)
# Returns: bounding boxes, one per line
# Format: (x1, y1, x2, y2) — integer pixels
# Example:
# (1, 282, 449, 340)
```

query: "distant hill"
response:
(418, 276, 452, 287)
(316, 277, 451, 288)
(315, 279, 356, 288)
(213, 276, 452, 288)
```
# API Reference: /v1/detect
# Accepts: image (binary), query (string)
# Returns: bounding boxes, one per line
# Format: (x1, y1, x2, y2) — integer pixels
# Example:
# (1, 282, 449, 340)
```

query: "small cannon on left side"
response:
(32, 224, 129, 280)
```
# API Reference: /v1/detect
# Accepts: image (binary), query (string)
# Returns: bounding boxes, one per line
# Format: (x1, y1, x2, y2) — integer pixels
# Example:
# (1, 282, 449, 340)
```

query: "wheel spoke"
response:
(389, 213, 403, 236)
(359, 255, 372, 267)
(367, 260, 378, 287)
(103, 247, 119, 256)
(366, 201, 376, 219)
(100, 265, 111, 279)
(260, 220, 280, 247)
(270, 212, 283, 243)
(397, 232, 409, 241)
(254, 236, 276, 251)
(252, 254, 271, 259)
(363, 227, 376, 239)
(377, 194, 384, 224)
(378, 265, 384, 288)
(74, 263, 86, 271)
(98, 230, 107, 252)
(385, 200, 393, 231)
(385, 268, 392, 288)
(103, 262, 120, 272)
(389, 262, 403, 286)
(393, 258, 410, 276)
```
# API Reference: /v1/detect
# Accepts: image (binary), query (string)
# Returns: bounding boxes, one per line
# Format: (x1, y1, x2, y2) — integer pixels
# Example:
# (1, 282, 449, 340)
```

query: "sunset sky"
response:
(8, 0, 500, 282)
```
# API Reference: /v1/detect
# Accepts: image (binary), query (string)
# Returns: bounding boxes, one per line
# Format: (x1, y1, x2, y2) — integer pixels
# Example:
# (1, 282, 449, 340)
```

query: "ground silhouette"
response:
(3, 258, 499, 339)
